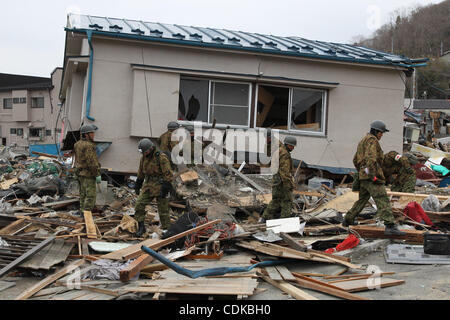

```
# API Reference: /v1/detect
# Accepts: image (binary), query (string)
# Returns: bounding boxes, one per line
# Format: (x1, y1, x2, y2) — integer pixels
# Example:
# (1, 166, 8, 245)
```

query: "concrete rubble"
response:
(0, 144, 449, 301)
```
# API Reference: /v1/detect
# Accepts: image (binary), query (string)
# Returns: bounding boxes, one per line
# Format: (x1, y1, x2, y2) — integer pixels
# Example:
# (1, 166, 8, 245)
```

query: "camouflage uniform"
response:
(383, 151, 416, 193)
(158, 130, 178, 154)
(345, 133, 396, 226)
(134, 150, 174, 229)
(262, 143, 294, 220)
(74, 138, 100, 211)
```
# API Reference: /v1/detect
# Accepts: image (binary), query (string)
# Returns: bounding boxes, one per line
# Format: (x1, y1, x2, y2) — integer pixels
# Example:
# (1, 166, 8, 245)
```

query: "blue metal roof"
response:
(66, 14, 428, 69)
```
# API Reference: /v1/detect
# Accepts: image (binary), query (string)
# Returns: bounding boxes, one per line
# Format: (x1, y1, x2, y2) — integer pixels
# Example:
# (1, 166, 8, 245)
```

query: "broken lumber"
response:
(83, 211, 98, 239)
(292, 273, 369, 300)
(349, 225, 432, 243)
(386, 191, 449, 201)
(331, 277, 405, 292)
(119, 254, 154, 282)
(279, 232, 307, 252)
(261, 275, 318, 300)
(15, 259, 85, 300)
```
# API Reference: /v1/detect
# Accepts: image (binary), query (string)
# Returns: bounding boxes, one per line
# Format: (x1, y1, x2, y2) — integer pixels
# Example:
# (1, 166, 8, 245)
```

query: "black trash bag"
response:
(161, 210, 200, 250)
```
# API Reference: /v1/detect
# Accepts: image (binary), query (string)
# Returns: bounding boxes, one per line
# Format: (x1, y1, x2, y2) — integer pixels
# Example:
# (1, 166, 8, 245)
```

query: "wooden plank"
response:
(15, 259, 85, 300)
(265, 266, 283, 281)
(350, 225, 431, 243)
(386, 191, 449, 201)
(275, 265, 296, 281)
(293, 274, 369, 300)
(0, 219, 29, 236)
(120, 254, 154, 282)
(179, 170, 198, 184)
(1, 178, 18, 190)
(0, 236, 55, 278)
(279, 232, 307, 252)
(332, 278, 405, 292)
(123, 278, 258, 296)
(42, 198, 79, 209)
(83, 211, 98, 239)
(261, 275, 318, 300)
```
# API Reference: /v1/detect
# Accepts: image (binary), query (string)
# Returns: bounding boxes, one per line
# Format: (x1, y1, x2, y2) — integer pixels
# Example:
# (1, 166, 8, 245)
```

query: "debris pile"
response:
(0, 151, 449, 301)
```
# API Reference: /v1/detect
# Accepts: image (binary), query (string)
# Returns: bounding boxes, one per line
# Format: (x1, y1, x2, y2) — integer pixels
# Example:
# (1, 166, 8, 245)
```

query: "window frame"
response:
(178, 77, 253, 129)
(16, 128, 23, 136)
(3, 98, 12, 109)
(10, 128, 17, 135)
(254, 83, 328, 137)
(31, 97, 45, 108)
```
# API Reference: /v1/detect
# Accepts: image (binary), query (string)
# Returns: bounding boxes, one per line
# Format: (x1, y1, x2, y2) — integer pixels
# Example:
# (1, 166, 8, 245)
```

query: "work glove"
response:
(96, 176, 102, 184)
(135, 178, 144, 196)
(160, 181, 172, 198)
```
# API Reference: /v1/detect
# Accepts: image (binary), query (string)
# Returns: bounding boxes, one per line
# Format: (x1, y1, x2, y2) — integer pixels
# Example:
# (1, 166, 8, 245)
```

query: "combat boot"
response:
(135, 222, 146, 238)
(384, 225, 406, 236)
(342, 218, 358, 227)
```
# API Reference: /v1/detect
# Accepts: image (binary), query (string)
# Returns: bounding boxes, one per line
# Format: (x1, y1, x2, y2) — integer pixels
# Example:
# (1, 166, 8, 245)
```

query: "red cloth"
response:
(325, 234, 360, 254)
(403, 202, 433, 226)
(413, 164, 437, 180)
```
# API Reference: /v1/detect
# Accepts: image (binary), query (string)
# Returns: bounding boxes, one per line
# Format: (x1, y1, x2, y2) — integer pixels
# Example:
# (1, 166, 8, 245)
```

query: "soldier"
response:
(344, 121, 405, 236)
(134, 138, 174, 237)
(74, 124, 101, 212)
(158, 121, 180, 154)
(260, 136, 297, 222)
(383, 151, 416, 193)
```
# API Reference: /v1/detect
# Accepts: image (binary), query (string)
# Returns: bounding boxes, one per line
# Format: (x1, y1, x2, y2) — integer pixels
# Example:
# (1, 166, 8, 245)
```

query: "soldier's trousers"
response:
(134, 191, 171, 229)
(79, 176, 96, 211)
(345, 180, 395, 226)
(391, 174, 416, 193)
(262, 184, 293, 220)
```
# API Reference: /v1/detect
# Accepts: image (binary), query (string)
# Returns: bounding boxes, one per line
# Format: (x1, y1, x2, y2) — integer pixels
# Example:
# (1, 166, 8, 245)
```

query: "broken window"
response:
(179, 78, 251, 127)
(46, 130, 52, 136)
(178, 78, 209, 122)
(255, 84, 327, 135)
(255, 85, 289, 130)
(290, 88, 326, 133)
(17, 128, 23, 136)
(31, 97, 44, 108)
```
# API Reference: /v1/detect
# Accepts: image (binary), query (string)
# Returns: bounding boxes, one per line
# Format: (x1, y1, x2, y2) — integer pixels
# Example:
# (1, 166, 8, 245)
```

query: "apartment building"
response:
(0, 68, 62, 153)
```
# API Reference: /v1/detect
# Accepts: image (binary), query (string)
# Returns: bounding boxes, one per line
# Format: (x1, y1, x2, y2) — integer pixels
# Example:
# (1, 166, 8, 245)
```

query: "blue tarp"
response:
(29, 144, 61, 157)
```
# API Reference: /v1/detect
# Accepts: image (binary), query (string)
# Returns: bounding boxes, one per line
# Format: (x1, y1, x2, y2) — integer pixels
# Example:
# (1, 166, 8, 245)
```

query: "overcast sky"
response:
(0, 0, 444, 77)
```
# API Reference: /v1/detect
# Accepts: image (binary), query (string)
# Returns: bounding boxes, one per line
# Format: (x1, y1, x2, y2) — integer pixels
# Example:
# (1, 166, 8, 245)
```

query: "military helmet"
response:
(80, 124, 98, 134)
(138, 138, 155, 153)
(186, 125, 194, 133)
(167, 121, 180, 131)
(284, 136, 297, 147)
(370, 120, 389, 133)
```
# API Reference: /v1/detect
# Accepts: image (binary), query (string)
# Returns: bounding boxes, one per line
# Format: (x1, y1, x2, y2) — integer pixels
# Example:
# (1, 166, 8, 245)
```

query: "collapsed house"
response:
(59, 13, 427, 174)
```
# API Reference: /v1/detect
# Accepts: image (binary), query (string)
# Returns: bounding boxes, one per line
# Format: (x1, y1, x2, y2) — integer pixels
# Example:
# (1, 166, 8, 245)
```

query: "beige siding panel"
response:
(130, 70, 179, 137)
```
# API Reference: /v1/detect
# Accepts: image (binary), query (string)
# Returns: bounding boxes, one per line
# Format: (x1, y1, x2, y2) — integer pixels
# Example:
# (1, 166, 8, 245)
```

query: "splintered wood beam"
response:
(119, 254, 154, 282)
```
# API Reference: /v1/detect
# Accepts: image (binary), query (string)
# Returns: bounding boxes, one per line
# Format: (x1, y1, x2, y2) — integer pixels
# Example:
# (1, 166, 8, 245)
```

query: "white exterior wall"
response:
(66, 36, 405, 173)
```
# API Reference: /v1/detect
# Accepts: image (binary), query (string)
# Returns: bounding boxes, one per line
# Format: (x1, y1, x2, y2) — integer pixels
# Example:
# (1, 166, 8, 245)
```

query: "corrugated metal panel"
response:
(66, 14, 426, 69)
